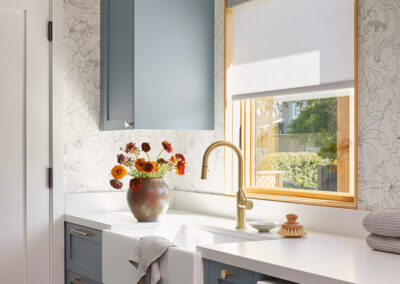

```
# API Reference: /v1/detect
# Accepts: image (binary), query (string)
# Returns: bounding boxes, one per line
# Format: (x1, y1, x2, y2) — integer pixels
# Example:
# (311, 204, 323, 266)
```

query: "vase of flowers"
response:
(109, 141, 185, 222)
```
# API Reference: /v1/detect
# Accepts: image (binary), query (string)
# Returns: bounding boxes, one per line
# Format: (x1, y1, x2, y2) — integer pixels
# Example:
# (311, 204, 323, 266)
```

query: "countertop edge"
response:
(197, 245, 352, 284)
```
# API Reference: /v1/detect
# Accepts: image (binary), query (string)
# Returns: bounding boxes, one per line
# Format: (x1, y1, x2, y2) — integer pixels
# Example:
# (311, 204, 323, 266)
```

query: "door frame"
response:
(50, 0, 64, 283)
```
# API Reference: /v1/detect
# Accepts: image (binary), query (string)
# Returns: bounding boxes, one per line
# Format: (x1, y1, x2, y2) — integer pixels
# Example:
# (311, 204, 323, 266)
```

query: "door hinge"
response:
(48, 167, 53, 189)
(47, 21, 53, 42)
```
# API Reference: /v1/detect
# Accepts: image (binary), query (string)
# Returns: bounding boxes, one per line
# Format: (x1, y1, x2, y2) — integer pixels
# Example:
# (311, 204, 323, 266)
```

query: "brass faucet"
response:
(201, 140, 253, 230)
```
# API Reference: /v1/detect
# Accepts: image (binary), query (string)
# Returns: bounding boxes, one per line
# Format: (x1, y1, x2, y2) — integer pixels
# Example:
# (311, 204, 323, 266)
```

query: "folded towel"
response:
(363, 209, 400, 237)
(129, 236, 174, 284)
(366, 234, 400, 255)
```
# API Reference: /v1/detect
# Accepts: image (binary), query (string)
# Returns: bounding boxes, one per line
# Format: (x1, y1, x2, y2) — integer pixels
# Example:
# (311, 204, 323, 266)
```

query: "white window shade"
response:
(231, 0, 354, 100)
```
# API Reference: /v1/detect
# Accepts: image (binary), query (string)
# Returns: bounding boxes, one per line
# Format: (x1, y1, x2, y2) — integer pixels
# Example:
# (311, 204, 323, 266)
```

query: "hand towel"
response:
(366, 234, 400, 255)
(363, 209, 400, 237)
(129, 236, 174, 284)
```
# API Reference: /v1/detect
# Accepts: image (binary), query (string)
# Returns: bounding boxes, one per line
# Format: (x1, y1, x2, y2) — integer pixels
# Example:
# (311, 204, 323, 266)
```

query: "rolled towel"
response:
(129, 236, 174, 284)
(363, 209, 400, 237)
(366, 234, 400, 255)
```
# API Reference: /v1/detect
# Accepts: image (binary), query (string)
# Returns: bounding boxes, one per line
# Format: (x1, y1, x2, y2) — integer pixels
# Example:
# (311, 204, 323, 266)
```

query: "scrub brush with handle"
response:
(277, 213, 307, 238)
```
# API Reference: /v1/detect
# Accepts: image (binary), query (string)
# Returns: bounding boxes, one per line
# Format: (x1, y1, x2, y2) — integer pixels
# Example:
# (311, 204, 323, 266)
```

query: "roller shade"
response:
(231, 0, 354, 100)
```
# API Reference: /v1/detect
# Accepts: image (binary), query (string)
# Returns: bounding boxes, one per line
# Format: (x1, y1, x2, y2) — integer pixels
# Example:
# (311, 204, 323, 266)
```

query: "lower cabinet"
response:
(65, 222, 103, 284)
(204, 259, 296, 284)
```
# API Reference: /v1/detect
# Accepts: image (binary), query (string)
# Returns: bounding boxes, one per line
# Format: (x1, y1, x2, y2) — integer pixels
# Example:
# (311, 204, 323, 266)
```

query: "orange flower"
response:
(143, 162, 155, 173)
(176, 161, 185, 175)
(162, 141, 173, 153)
(170, 155, 177, 164)
(152, 162, 160, 172)
(111, 165, 127, 179)
(157, 158, 167, 164)
(135, 158, 146, 172)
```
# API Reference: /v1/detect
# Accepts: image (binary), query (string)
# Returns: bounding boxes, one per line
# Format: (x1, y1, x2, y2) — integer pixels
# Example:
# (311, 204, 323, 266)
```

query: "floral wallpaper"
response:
(64, 0, 400, 210)
(63, 0, 225, 193)
(358, 0, 400, 210)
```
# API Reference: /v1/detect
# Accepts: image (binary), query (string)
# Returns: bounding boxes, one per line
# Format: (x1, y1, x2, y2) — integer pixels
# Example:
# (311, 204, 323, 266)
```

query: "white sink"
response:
(113, 223, 270, 251)
(102, 215, 276, 284)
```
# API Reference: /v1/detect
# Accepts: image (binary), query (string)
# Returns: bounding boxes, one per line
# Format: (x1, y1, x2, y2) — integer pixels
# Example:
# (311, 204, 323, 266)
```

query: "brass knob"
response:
(71, 278, 84, 284)
(124, 121, 134, 128)
(221, 269, 233, 279)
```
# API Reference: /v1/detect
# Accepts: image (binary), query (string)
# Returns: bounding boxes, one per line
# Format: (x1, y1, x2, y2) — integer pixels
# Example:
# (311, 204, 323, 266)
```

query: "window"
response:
(224, 0, 357, 208)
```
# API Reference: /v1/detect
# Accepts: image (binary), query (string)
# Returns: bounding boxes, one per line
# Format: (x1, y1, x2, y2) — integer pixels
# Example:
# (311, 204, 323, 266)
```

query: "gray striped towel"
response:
(129, 236, 175, 284)
(363, 209, 400, 237)
(366, 234, 400, 255)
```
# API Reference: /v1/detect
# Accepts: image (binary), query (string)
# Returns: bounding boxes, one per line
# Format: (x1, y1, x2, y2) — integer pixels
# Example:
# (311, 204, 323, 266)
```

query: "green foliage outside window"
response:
(259, 152, 330, 189)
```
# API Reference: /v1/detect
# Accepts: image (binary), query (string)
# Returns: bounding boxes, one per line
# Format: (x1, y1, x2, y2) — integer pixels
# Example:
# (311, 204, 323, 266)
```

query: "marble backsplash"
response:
(64, 0, 400, 210)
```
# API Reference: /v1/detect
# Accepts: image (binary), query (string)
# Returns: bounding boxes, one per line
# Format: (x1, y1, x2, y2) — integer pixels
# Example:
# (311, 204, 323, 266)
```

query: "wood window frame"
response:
(223, 1, 358, 209)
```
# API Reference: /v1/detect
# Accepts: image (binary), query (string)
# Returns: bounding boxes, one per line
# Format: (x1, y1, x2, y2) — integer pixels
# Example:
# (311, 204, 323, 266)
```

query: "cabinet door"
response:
(100, 0, 134, 130)
(100, 0, 215, 131)
(206, 260, 254, 284)
(134, 0, 215, 130)
(65, 223, 102, 283)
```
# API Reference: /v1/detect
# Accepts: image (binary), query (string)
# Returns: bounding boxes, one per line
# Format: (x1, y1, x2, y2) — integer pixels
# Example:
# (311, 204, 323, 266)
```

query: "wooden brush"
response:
(277, 213, 307, 238)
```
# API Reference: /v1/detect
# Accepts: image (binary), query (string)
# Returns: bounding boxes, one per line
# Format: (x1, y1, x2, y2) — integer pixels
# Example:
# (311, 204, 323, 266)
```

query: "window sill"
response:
(225, 188, 357, 209)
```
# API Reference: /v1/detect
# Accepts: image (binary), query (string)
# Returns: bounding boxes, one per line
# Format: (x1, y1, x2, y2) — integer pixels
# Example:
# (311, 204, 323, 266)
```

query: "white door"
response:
(0, 0, 51, 284)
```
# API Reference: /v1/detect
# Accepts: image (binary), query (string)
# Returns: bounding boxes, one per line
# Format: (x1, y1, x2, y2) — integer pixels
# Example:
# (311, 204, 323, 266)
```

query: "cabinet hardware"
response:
(124, 121, 134, 128)
(48, 21, 53, 41)
(71, 278, 84, 284)
(221, 269, 234, 279)
(70, 228, 93, 237)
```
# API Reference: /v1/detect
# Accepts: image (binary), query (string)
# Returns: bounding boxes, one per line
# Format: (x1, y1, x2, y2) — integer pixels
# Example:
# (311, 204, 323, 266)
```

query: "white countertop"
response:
(197, 232, 400, 284)
(65, 211, 400, 284)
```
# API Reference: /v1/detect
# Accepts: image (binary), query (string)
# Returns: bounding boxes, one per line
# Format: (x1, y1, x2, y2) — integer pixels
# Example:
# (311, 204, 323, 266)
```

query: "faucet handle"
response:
(245, 200, 254, 210)
(238, 200, 253, 210)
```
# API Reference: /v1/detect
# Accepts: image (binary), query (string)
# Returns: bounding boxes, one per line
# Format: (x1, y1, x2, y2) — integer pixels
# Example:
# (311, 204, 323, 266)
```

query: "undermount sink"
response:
(113, 223, 271, 251)
(102, 214, 276, 284)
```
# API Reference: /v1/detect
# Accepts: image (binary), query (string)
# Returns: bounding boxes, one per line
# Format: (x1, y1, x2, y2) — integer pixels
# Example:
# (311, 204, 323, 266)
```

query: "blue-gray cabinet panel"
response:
(100, 0, 215, 131)
(66, 270, 101, 284)
(204, 260, 274, 284)
(65, 223, 102, 283)
(100, 0, 134, 131)
(134, 0, 214, 130)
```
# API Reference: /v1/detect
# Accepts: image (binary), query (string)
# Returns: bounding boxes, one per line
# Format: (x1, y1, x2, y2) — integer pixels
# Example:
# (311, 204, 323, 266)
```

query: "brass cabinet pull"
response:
(124, 120, 134, 127)
(71, 278, 84, 284)
(221, 269, 234, 279)
(70, 228, 93, 237)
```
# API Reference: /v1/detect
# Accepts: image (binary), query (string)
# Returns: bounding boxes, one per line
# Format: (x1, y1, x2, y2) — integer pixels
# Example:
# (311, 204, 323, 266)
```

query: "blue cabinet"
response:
(65, 222, 102, 284)
(100, 0, 215, 131)
(204, 259, 296, 284)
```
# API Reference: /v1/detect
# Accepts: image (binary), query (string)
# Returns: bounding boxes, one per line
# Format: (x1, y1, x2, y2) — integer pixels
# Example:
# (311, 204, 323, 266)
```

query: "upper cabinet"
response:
(100, 0, 215, 131)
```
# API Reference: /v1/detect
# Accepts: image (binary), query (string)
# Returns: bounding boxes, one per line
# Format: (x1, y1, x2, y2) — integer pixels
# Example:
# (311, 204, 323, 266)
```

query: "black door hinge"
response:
(48, 21, 53, 42)
(48, 167, 53, 189)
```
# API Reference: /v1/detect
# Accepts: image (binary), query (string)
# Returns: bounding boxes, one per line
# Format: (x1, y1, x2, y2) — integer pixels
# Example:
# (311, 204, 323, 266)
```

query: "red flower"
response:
(130, 178, 142, 190)
(117, 154, 126, 164)
(141, 142, 151, 153)
(125, 142, 139, 154)
(162, 141, 173, 153)
(175, 153, 185, 162)
(143, 162, 155, 173)
(110, 179, 123, 189)
(157, 158, 167, 164)
(176, 161, 185, 175)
